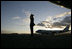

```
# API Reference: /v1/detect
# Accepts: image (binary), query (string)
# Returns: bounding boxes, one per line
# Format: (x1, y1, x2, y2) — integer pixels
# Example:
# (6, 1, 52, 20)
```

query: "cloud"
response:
(20, 9, 32, 25)
(55, 11, 71, 18)
(52, 16, 71, 28)
(12, 16, 21, 20)
(15, 17, 30, 26)
(53, 22, 66, 26)
(37, 21, 52, 28)
(61, 16, 71, 25)
(37, 11, 71, 28)
(24, 11, 31, 17)
(22, 9, 31, 17)
(37, 23, 45, 26)
(11, 16, 30, 27)
(22, 17, 30, 24)
(11, 9, 32, 27)
(45, 16, 53, 22)
(45, 12, 71, 24)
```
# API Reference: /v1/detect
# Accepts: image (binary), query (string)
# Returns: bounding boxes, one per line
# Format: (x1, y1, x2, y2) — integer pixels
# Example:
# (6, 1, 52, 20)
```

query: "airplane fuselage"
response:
(36, 25, 70, 34)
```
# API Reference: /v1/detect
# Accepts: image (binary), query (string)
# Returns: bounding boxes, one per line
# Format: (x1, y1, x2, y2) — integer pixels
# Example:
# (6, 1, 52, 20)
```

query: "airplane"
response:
(36, 25, 70, 35)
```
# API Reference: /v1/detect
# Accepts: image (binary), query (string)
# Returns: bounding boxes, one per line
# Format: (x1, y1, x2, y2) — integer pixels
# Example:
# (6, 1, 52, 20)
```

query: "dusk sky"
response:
(1, 1, 71, 34)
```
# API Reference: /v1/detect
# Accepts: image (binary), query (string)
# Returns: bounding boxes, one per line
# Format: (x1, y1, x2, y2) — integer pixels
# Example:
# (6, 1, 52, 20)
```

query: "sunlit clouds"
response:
(12, 16, 21, 20)
(55, 11, 71, 18)
(37, 11, 71, 30)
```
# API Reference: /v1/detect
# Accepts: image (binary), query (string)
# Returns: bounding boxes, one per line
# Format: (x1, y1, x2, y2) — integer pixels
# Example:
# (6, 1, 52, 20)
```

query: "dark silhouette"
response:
(30, 14, 35, 36)
(36, 25, 70, 35)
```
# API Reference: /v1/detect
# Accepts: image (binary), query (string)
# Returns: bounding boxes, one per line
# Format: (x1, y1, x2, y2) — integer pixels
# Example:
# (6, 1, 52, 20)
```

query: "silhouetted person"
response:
(30, 14, 35, 36)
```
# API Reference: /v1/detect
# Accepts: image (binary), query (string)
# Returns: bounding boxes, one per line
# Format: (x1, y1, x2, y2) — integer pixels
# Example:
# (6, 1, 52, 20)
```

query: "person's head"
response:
(30, 14, 34, 18)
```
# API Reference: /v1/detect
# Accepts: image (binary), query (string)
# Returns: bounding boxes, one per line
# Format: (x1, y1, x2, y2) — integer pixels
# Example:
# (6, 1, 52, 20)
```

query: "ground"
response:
(1, 32, 71, 48)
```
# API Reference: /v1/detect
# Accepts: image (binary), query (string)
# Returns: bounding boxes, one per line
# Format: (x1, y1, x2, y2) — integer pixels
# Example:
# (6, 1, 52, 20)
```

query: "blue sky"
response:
(1, 1, 71, 34)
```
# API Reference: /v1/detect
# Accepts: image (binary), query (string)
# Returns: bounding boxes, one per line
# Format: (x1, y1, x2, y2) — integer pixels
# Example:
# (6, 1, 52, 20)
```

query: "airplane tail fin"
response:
(63, 25, 70, 31)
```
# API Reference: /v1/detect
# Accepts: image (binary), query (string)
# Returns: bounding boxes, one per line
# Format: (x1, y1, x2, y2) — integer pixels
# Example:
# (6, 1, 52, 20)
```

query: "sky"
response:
(1, 1, 71, 34)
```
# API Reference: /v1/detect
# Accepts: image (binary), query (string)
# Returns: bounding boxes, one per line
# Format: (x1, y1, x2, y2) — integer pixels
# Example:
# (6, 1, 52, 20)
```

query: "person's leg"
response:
(30, 26, 33, 36)
(31, 26, 33, 36)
